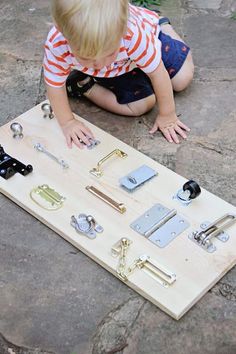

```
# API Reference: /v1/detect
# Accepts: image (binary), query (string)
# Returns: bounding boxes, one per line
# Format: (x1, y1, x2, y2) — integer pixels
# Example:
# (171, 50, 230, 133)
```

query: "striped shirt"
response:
(43, 4, 161, 87)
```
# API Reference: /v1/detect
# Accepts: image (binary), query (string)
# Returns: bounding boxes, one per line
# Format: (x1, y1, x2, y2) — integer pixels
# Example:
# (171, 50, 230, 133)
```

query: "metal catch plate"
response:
(130, 203, 189, 248)
(119, 165, 157, 192)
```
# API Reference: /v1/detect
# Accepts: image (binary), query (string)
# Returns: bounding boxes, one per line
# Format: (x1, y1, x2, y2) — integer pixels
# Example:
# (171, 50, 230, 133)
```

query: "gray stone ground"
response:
(0, 0, 236, 353)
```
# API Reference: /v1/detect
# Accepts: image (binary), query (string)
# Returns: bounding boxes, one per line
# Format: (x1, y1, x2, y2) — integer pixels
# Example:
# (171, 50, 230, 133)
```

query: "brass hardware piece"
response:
(86, 185, 126, 213)
(126, 255, 176, 288)
(111, 238, 132, 281)
(30, 184, 65, 210)
(111, 238, 176, 286)
(189, 213, 236, 252)
(89, 149, 127, 177)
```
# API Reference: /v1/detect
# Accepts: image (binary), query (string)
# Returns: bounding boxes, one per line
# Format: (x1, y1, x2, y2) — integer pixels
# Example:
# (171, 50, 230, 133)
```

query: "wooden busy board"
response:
(0, 101, 236, 320)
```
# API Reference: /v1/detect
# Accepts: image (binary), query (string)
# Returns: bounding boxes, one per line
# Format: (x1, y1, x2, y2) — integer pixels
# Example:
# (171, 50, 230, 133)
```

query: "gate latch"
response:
(189, 213, 236, 252)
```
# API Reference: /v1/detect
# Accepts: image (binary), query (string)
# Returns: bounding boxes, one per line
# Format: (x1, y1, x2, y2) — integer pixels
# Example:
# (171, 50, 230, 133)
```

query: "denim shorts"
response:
(95, 32, 190, 104)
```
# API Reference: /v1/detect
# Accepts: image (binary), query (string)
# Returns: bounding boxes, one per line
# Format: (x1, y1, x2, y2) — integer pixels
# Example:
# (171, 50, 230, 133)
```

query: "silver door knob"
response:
(41, 103, 54, 119)
(10, 122, 23, 139)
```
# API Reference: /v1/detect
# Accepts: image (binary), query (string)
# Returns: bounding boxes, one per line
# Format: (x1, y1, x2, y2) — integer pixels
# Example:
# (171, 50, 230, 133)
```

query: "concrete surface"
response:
(0, 1, 236, 353)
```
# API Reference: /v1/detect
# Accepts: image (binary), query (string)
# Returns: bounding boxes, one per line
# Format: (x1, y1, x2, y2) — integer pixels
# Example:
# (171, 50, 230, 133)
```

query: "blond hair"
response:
(51, 0, 129, 58)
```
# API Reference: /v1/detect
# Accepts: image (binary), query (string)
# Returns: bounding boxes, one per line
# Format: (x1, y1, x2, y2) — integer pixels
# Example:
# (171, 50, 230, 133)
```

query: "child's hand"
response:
(149, 113, 190, 144)
(61, 118, 95, 149)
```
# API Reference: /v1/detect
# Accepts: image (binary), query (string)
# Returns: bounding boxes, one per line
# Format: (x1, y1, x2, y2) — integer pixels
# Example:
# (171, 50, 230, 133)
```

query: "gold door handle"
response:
(89, 149, 127, 177)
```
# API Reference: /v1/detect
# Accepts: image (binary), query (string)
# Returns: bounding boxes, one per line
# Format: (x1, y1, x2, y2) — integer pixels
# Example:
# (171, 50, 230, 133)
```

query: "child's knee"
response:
(128, 94, 156, 116)
(172, 60, 194, 92)
(173, 72, 194, 92)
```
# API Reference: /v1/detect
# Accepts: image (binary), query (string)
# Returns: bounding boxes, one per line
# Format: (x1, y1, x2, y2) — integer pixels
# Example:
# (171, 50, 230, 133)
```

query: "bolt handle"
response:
(183, 180, 201, 199)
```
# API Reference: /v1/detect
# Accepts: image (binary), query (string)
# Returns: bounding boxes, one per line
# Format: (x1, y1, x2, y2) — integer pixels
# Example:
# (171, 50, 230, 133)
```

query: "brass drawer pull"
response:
(86, 185, 126, 214)
(89, 149, 127, 177)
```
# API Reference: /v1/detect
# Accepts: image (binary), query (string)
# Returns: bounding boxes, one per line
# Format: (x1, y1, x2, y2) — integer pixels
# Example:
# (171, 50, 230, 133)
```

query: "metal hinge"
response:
(130, 203, 189, 248)
(30, 185, 65, 210)
(0, 145, 33, 180)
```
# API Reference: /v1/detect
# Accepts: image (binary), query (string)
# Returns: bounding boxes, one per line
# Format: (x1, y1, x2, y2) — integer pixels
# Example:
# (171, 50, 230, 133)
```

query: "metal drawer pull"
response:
(86, 185, 126, 213)
(89, 149, 127, 177)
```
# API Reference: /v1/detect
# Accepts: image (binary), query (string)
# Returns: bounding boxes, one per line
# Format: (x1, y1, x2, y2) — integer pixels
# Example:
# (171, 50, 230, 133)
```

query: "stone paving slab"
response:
(0, 0, 236, 353)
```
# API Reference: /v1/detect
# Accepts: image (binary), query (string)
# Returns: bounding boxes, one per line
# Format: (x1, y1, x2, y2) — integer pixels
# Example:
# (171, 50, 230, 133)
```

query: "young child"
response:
(43, 0, 194, 148)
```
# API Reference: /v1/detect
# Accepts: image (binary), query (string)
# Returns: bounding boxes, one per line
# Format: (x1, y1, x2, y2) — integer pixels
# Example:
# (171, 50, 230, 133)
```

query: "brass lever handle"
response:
(89, 149, 127, 177)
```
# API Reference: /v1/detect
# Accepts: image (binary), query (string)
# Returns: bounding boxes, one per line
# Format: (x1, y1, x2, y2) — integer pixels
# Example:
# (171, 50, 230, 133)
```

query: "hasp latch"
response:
(119, 165, 157, 192)
(0, 145, 33, 180)
(189, 213, 236, 252)
(130, 203, 189, 248)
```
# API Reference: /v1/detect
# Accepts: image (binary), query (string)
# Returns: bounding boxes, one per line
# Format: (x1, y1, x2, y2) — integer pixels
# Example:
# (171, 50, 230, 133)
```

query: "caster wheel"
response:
(183, 180, 201, 200)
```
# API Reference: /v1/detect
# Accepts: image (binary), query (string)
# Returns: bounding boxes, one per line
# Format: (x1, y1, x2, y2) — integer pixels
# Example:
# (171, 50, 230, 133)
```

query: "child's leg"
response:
(83, 84, 156, 116)
(67, 70, 156, 117)
(159, 19, 194, 92)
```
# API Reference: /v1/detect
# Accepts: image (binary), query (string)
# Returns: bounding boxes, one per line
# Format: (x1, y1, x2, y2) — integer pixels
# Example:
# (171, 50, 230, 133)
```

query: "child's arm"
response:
(147, 61, 190, 144)
(46, 84, 94, 148)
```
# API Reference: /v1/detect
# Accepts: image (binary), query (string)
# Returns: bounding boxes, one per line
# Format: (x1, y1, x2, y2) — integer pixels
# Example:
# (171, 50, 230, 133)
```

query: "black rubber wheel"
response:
(183, 180, 201, 199)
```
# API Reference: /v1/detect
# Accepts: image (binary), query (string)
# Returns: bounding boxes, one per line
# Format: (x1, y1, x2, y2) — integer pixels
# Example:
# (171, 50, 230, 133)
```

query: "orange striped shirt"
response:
(43, 4, 161, 88)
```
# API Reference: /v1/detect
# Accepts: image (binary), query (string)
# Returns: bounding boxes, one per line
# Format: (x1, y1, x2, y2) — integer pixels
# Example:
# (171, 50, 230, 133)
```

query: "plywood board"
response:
(0, 102, 236, 320)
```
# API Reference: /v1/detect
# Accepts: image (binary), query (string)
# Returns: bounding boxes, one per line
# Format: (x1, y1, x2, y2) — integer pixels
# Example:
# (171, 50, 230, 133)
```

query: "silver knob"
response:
(10, 122, 23, 139)
(41, 103, 54, 119)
